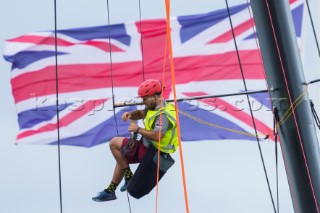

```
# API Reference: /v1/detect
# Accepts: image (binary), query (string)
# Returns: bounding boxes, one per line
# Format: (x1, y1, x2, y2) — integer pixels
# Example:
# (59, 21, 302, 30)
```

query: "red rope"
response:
(245, 1, 299, 212)
(265, 0, 319, 212)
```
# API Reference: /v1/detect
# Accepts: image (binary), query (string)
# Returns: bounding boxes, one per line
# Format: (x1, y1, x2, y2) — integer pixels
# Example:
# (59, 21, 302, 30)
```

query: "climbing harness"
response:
(127, 144, 175, 199)
(121, 132, 139, 156)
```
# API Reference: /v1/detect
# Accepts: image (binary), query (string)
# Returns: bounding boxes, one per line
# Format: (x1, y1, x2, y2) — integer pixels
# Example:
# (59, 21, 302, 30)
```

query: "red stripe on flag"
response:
(208, 18, 254, 44)
(11, 50, 265, 103)
(8, 35, 74, 46)
(83, 41, 124, 52)
(17, 99, 108, 140)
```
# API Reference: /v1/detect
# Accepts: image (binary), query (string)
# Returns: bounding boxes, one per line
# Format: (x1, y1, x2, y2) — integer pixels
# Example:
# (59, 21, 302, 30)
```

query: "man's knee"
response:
(109, 137, 124, 150)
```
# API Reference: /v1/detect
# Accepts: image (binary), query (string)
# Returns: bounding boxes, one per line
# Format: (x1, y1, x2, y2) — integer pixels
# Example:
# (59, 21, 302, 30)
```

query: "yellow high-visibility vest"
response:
(144, 103, 178, 153)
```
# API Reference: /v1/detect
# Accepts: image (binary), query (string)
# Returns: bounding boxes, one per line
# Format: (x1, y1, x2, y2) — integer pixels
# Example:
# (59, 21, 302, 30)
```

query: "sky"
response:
(0, 0, 320, 213)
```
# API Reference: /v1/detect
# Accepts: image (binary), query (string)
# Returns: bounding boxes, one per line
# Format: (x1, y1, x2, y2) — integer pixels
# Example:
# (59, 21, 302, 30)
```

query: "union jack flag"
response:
(3, 0, 304, 147)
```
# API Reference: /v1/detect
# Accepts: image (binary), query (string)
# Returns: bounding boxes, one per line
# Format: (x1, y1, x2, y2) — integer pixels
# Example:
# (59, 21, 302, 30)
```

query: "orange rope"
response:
(165, 0, 190, 212)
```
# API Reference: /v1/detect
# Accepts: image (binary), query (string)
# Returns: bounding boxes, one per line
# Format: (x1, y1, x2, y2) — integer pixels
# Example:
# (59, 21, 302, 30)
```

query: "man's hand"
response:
(122, 112, 131, 121)
(128, 122, 139, 133)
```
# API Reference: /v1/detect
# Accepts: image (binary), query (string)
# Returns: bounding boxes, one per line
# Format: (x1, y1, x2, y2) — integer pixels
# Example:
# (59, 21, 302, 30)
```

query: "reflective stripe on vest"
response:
(144, 103, 178, 153)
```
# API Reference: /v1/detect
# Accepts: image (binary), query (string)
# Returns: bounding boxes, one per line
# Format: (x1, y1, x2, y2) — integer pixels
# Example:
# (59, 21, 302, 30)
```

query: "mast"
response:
(250, 1, 320, 213)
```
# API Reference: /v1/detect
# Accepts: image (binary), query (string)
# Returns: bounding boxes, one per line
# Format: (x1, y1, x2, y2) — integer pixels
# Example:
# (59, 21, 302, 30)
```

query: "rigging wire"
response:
(244, 0, 276, 135)
(264, 0, 320, 212)
(305, 0, 320, 58)
(114, 89, 269, 107)
(106, 1, 131, 212)
(311, 100, 320, 130)
(307, 78, 320, 85)
(244, 4, 281, 211)
(273, 107, 280, 213)
(224, 1, 277, 212)
(125, 192, 132, 213)
(53, 0, 63, 212)
(138, 0, 146, 81)
(275, 123, 279, 213)
(106, 0, 119, 137)
(241, 8, 316, 212)
(49, 0, 318, 212)
(104, 1, 316, 212)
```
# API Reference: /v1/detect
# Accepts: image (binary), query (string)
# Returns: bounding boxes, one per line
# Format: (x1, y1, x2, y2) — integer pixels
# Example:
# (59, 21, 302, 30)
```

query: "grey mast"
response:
(250, 0, 320, 212)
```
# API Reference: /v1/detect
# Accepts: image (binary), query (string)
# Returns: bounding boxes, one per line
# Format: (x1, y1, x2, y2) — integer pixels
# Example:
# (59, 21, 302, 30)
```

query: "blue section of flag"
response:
(4, 51, 67, 70)
(245, 4, 304, 40)
(57, 24, 131, 46)
(18, 104, 72, 129)
(179, 102, 255, 141)
(49, 107, 134, 147)
(178, 4, 248, 44)
(244, 32, 256, 40)
(248, 92, 272, 110)
(3, 1, 304, 147)
(292, 4, 304, 37)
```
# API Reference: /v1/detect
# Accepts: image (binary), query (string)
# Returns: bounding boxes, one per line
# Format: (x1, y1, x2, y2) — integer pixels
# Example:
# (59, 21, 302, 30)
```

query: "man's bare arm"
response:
(122, 110, 145, 121)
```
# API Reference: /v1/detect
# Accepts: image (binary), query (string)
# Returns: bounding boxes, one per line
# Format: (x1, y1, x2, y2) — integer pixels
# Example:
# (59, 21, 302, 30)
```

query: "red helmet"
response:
(138, 79, 162, 97)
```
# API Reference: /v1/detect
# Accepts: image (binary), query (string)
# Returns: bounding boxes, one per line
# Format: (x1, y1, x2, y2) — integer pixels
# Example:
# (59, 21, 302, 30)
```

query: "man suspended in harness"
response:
(92, 79, 178, 202)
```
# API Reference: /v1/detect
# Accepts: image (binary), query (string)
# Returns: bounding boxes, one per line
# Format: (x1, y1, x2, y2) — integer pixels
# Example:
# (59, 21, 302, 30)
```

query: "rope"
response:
(265, 0, 320, 212)
(53, 0, 63, 212)
(305, 0, 320, 58)
(155, 33, 168, 213)
(225, 1, 277, 212)
(165, 0, 190, 212)
(179, 110, 269, 139)
(274, 86, 308, 130)
(126, 192, 132, 213)
(106, 1, 132, 212)
(154, 30, 170, 213)
(273, 107, 280, 213)
(275, 127, 279, 213)
(178, 82, 307, 140)
(158, 81, 307, 143)
(244, 0, 275, 131)
(242, 6, 307, 211)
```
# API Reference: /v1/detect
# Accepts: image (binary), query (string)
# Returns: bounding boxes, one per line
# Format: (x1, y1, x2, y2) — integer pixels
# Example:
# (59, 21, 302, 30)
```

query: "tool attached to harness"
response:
(121, 120, 139, 156)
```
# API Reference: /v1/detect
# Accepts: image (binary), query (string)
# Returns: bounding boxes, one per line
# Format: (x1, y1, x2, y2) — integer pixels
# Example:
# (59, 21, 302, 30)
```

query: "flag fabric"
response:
(3, 0, 304, 147)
